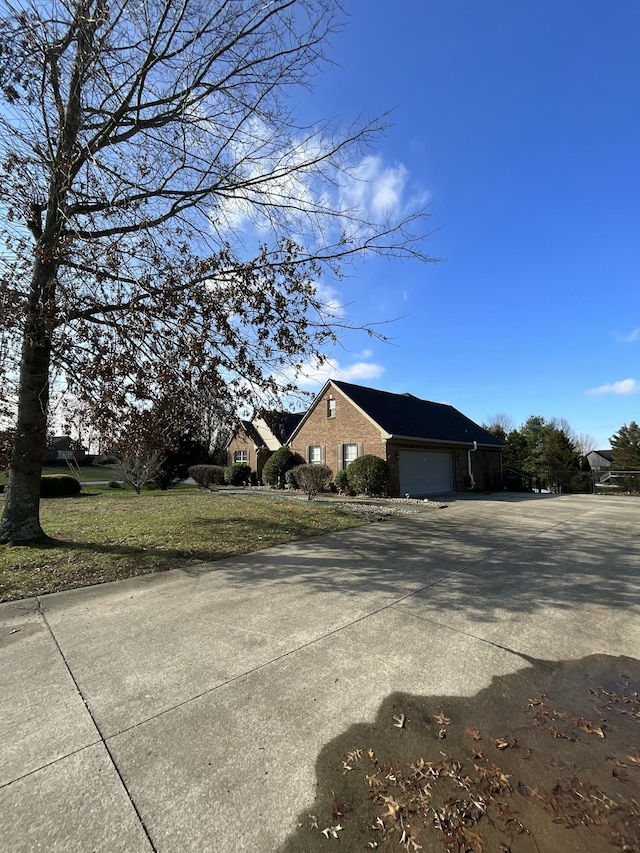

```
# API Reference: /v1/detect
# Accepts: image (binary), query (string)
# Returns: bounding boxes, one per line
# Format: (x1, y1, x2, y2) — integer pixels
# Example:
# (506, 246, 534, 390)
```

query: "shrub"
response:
(293, 464, 333, 500)
(334, 470, 349, 494)
(188, 464, 226, 488)
(224, 463, 252, 486)
(284, 468, 298, 489)
(346, 454, 390, 496)
(108, 480, 123, 489)
(40, 474, 82, 497)
(262, 447, 305, 487)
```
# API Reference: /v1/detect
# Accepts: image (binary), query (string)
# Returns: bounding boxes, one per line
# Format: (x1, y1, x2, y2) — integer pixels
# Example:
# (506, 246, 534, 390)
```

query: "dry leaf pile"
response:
(284, 656, 640, 853)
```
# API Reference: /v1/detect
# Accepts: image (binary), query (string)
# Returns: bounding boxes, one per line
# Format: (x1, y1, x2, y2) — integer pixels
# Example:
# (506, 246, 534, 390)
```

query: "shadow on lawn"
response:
(9, 496, 640, 624)
(34, 512, 348, 565)
(281, 653, 640, 853)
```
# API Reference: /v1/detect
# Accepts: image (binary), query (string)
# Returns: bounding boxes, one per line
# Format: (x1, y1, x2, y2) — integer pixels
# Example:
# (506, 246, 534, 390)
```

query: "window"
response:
(327, 398, 336, 418)
(343, 443, 358, 468)
(309, 445, 324, 464)
(233, 450, 248, 464)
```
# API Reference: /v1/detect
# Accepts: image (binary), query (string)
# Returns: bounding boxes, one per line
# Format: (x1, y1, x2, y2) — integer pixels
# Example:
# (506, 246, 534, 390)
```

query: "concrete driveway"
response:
(1, 493, 638, 851)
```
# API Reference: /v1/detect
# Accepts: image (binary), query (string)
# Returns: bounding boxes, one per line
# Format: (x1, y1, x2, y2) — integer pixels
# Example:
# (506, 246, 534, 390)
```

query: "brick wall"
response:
(452, 447, 503, 491)
(386, 441, 503, 496)
(290, 386, 387, 476)
(226, 431, 275, 480)
(226, 430, 255, 470)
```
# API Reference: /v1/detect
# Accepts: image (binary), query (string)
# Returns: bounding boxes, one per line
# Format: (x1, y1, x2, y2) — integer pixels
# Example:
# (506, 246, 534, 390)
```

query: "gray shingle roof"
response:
(261, 410, 305, 443)
(239, 420, 265, 447)
(332, 381, 503, 447)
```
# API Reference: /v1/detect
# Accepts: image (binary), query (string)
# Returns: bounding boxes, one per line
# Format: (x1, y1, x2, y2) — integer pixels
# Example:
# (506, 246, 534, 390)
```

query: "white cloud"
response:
(206, 117, 427, 267)
(587, 378, 640, 396)
(615, 327, 640, 343)
(339, 155, 409, 221)
(314, 282, 346, 318)
(284, 356, 384, 390)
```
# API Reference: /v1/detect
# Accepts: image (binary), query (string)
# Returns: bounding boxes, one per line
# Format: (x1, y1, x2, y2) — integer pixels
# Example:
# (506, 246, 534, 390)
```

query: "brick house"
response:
(43, 435, 87, 464)
(288, 380, 504, 496)
(226, 410, 305, 482)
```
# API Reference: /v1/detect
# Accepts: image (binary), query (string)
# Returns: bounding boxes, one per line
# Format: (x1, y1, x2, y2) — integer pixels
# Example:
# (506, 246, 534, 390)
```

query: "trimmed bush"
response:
(346, 454, 390, 496)
(40, 474, 82, 497)
(293, 464, 333, 500)
(284, 468, 298, 489)
(262, 447, 305, 487)
(224, 463, 252, 486)
(188, 464, 226, 489)
(334, 470, 349, 494)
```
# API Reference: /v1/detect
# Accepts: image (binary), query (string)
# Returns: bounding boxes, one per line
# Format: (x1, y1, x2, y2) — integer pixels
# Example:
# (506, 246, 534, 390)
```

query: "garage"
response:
(399, 449, 453, 495)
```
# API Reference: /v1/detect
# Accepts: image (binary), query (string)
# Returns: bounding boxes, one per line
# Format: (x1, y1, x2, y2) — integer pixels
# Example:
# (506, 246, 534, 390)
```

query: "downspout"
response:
(467, 440, 478, 489)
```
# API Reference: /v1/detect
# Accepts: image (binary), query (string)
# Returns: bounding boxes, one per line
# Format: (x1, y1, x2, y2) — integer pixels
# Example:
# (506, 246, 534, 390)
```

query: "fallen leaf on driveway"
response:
(466, 723, 482, 740)
(393, 713, 406, 728)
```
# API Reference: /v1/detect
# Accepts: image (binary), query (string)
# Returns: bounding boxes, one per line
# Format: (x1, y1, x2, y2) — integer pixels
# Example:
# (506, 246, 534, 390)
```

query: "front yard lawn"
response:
(0, 489, 365, 602)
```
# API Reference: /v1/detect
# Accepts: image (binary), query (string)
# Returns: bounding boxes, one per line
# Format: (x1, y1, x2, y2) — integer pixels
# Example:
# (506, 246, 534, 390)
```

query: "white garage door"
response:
(399, 450, 453, 495)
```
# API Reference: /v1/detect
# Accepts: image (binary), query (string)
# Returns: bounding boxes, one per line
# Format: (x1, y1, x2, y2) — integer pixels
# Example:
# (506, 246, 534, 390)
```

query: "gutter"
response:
(467, 440, 478, 489)
(385, 434, 502, 449)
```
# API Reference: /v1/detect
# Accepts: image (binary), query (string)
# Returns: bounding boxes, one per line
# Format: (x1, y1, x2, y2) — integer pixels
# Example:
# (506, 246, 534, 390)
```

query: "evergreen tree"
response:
(610, 422, 640, 470)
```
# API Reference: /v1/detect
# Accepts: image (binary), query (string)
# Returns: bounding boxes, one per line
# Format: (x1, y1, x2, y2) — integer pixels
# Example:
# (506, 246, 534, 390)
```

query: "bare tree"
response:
(574, 432, 597, 458)
(292, 463, 333, 500)
(0, 0, 433, 542)
(484, 413, 515, 434)
(110, 407, 168, 493)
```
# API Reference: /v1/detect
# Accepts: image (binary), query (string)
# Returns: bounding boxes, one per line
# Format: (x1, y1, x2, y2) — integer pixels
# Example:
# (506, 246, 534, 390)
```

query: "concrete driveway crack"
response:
(35, 597, 157, 853)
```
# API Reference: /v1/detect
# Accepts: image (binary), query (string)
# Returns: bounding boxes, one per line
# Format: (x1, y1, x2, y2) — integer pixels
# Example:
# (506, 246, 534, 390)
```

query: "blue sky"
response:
(281, 0, 640, 449)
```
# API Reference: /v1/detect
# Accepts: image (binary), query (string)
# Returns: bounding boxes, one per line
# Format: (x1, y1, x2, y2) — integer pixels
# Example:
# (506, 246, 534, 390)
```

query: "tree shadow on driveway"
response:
(165, 496, 640, 626)
(280, 653, 640, 853)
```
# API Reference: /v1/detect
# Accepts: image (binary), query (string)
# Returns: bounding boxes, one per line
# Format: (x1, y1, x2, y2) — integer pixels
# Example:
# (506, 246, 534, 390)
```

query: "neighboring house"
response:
(226, 410, 305, 481)
(43, 435, 87, 464)
(288, 380, 504, 497)
(586, 449, 613, 471)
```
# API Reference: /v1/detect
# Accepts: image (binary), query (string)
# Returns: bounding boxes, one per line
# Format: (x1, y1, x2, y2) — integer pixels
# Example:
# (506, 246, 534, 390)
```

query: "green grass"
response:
(0, 489, 365, 602)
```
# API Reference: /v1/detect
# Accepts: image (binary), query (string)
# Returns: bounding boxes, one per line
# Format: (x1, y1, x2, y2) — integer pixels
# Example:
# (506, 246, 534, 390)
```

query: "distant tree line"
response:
(484, 414, 640, 493)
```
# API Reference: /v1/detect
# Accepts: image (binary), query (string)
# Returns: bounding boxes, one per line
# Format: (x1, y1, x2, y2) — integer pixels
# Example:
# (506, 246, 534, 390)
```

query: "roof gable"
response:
(229, 410, 305, 451)
(331, 380, 503, 447)
(259, 410, 305, 444)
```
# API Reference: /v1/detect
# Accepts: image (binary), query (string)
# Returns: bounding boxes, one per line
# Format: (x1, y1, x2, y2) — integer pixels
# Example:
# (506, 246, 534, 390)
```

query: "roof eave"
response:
(387, 434, 504, 449)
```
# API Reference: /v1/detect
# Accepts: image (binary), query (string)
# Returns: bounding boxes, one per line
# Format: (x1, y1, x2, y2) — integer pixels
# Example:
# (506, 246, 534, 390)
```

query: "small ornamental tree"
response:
(115, 449, 164, 494)
(262, 448, 305, 487)
(111, 409, 168, 494)
(346, 454, 390, 496)
(292, 464, 333, 500)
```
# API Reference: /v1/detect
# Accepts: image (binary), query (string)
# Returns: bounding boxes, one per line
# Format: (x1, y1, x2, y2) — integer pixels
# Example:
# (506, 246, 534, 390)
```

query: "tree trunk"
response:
(0, 264, 55, 544)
